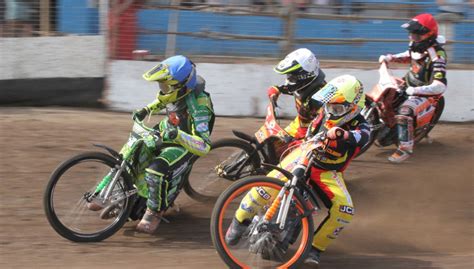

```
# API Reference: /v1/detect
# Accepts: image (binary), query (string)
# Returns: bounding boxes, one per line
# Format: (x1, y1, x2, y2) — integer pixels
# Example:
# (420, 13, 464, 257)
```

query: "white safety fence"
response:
(108, 60, 474, 122)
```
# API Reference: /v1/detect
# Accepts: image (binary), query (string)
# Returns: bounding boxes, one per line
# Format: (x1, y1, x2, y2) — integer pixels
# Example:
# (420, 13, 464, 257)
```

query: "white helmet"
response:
(274, 48, 320, 93)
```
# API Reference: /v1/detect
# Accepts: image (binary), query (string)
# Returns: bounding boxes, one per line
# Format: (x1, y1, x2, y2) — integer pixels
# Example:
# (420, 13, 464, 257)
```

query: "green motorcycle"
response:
(43, 118, 196, 242)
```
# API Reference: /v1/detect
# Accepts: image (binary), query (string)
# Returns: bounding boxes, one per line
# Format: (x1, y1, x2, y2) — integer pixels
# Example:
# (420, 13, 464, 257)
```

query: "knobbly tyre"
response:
(210, 129, 343, 269)
(43, 117, 192, 242)
(358, 62, 444, 155)
(185, 100, 297, 202)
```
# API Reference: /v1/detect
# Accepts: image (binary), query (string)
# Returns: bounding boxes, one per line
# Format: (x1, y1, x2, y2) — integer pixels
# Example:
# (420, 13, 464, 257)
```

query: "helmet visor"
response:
(325, 103, 351, 117)
(402, 20, 430, 35)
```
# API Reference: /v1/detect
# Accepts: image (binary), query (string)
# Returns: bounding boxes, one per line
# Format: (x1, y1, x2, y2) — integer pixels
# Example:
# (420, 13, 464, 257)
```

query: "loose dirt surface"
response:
(0, 107, 472, 269)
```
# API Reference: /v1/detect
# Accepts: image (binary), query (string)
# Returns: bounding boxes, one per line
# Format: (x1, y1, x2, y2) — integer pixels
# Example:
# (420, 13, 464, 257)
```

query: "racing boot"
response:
(225, 218, 249, 246)
(388, 148, 412, 163)
(136, 208, 164, 234)
(304, 247, 322, 265)
(390, 115, 414, 163)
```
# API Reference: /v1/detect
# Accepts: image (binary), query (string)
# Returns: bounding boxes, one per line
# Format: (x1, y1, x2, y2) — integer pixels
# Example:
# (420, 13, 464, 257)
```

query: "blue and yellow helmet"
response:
(143, 55, 197, 104)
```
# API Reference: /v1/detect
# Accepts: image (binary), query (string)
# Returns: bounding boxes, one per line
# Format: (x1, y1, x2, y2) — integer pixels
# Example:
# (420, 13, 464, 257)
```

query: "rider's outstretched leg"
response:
(306, 169, 354, 264)
(389, 105, 415, 163)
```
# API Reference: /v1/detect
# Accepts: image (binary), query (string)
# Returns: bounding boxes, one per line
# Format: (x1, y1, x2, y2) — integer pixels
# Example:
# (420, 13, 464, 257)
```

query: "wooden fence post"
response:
(282, 3, 296, 56)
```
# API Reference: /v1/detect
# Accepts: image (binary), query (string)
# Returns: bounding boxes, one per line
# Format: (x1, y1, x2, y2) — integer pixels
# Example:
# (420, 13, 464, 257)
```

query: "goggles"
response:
(158, 81, 181, 94)
(150, 63, 195, 94)
(324, 103, 351, 117)
(286, 71, 316, 85)
(286, 73, 299, 84)
(409, 33, 424, 42)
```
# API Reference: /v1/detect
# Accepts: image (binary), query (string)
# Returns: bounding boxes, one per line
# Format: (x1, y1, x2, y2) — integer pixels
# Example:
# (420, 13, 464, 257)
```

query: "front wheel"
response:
(43, 152, 135, 242)
(210, 176, 314, 269)
(184, 138, 261, 202)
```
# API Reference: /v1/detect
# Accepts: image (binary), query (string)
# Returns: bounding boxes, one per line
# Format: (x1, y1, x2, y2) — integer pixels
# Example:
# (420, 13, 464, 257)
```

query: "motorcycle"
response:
(358, 62, 445, 156)
(185, 100, 296, 202)
(43, 116, 197, 242)
(210, 129, 344, 268)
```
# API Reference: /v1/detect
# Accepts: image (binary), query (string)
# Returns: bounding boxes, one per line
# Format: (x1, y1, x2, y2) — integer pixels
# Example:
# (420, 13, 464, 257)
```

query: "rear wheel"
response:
(357, 104, 381, 157)
(184, 138, 261, 202)
(210, 176, 314, 269)
(414, 96, 445, 143)
(43, 152, 135, 242)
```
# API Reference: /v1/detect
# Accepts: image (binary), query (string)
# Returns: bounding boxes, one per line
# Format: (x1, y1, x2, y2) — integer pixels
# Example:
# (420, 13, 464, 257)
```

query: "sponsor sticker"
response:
(196, 122, 209, 132)
(434, 72, 443, 79)
(337, 218, 350, 224)
(339, 205, 354, 215)
(256, 187, 271, 200)
(332, 226, 345, 236)
(240, 203, 254, 213)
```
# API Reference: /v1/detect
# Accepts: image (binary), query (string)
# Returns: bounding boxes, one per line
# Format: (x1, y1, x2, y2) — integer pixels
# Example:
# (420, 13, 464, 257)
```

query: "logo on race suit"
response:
(332, 226, 345, 236)
(434, 72, 443, 79)
(196, 122, 209, 132)
(240, 203, 254, 213)
(256, 187, 271, 200)
(339, 205, 354, 215)
(337, 218, 350, 225)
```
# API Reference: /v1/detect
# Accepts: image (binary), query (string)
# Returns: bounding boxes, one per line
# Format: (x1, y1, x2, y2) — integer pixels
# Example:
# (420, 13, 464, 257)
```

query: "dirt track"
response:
(0, 107, 472, 269)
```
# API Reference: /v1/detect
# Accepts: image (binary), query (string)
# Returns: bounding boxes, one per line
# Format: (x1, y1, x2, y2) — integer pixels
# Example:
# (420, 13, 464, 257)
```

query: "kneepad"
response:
(397, 106, 414, 117)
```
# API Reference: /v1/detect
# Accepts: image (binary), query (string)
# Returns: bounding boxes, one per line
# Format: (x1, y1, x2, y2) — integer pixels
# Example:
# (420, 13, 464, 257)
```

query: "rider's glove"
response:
(327, 127, 349, 140)
(161, 120, 179, 141)
(143, 131, 160, 151)
(378, 54, 393, 63)
(133, 107, 150, 121)
(405, 86, 416, 96)
(267, 86, 280, 107)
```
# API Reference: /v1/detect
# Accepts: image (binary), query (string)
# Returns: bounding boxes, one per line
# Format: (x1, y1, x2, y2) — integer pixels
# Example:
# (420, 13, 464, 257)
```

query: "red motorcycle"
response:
(358, 62, 445, 155)
(184, 100, 297, 202)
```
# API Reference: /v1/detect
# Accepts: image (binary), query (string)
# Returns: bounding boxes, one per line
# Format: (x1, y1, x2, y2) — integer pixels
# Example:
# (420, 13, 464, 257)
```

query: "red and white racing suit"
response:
(387, 43, 447, 152)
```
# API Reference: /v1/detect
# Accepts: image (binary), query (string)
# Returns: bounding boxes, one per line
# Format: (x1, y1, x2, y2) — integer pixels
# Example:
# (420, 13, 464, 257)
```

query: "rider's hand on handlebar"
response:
(327, 127, 349, 140)
(405, 86, 416, 96)
(267, 86, 279, 108)
(133, 107, 149, 121)
(143, 131, 161, 150)
(378, 54, 393, 63)
(162, 120, 179, 140)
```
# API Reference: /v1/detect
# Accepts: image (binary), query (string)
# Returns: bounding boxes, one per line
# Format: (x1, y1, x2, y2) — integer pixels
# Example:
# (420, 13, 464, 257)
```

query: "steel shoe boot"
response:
(304, 247, 322, 265)
(388, 149, 412, 163)
(136, 209, 163, 234)
(225, 218, 249, 246)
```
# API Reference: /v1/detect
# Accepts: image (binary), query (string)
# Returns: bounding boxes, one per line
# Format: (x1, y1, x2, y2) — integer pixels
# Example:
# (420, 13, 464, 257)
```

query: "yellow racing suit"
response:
(234, 112, 370, 251)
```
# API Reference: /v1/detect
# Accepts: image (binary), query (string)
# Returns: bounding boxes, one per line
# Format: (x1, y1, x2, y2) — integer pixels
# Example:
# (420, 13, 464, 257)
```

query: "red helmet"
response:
(402, 13, 439, 52)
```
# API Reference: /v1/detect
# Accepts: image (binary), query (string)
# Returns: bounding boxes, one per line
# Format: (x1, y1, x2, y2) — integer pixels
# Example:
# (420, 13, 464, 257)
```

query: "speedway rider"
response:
(268, 48, 327, 140)
(88, 55, 215, 234)
(225, 75, 370, 265)
(379, 13, 447, 163)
